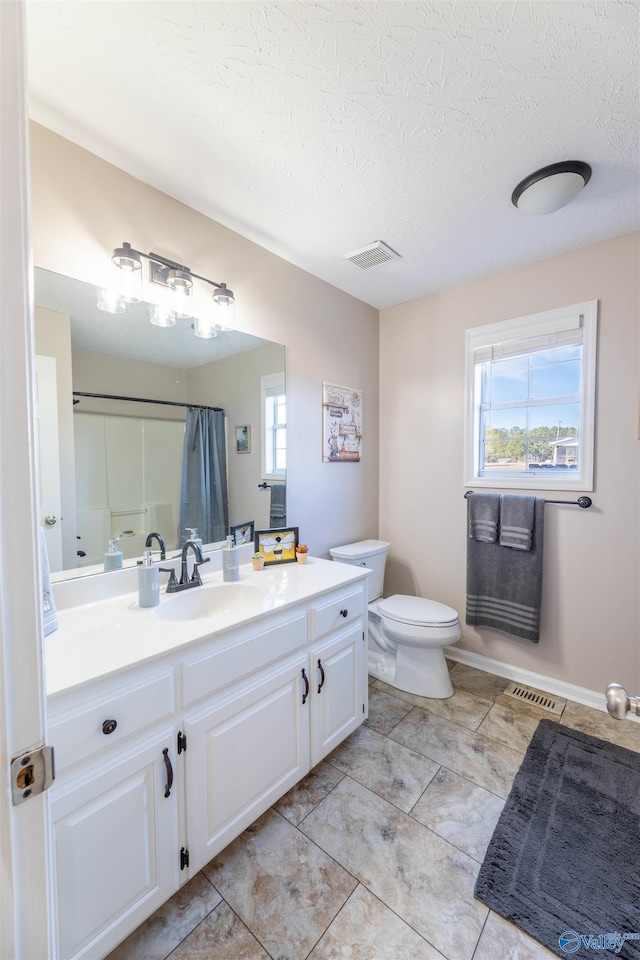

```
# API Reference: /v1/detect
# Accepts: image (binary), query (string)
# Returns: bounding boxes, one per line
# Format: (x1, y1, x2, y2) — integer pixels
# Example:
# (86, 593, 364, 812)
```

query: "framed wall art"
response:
(230, 520, 254, 545)
(322, 382, 362, 462)
(235, 425, 251, 454)
(254, 527, 299, 564)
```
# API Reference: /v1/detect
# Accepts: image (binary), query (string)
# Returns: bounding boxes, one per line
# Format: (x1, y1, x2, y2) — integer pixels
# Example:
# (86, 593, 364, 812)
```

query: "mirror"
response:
(33, 267, 286, 579)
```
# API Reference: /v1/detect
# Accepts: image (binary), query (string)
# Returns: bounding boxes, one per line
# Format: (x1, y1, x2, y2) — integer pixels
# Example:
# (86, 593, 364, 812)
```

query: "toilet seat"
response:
(377, 594, 459, 628)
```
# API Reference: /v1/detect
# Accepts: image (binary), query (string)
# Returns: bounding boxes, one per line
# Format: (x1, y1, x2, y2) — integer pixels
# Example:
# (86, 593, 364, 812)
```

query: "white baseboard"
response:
(444, 646, 640, 724)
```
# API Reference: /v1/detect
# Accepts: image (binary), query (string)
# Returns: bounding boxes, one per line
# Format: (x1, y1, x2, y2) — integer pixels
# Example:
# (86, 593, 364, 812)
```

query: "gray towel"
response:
(466, 497, 545, 643)
(499, 494, 535, 551)
(467, 493, 500, 542)
(269, 483, 286, 527)
(40, 527, 58, 636)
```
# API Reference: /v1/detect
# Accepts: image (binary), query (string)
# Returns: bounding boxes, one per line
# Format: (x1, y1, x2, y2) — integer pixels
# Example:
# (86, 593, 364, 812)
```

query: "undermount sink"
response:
(155, 581, 268, 622)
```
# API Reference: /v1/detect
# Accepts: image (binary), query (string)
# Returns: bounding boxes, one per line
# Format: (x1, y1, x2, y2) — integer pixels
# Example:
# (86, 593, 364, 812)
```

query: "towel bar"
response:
(464, 491, 592, 509)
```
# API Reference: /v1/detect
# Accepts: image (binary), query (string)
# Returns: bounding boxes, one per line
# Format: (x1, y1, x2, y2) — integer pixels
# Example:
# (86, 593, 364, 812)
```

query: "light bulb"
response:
(150, 304, 176, 327)
(97, 288, 126, 314)
(193, 315, 218, 339)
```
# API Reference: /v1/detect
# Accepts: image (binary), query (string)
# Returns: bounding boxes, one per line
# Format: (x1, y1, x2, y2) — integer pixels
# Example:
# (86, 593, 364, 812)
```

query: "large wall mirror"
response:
(34, 267, 286, 579)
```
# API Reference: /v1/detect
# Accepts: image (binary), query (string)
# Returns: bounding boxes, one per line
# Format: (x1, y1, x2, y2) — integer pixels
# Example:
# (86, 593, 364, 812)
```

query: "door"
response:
(35, 355, 63, 570)
(184, 654, 310, 874)
(49, 731, 179, 960)
(311, 625, 365, 764)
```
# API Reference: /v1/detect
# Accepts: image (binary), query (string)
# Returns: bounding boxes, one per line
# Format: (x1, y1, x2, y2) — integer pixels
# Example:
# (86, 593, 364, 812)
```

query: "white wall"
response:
(380, 232, 640, 693)
(30, 123, 380, 559)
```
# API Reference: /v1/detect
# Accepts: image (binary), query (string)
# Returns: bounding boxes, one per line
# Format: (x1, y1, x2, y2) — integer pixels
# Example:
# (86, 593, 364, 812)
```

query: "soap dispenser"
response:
(223, 535, 240, 582)
(103, 538, 123, 571)
(138, 550, 160, 607)
(186, 527, 203, 550)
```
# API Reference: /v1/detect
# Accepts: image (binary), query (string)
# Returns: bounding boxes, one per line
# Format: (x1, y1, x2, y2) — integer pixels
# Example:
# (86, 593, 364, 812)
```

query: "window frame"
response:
(464, 300, 598, 491)
(261, 371, 286, 482)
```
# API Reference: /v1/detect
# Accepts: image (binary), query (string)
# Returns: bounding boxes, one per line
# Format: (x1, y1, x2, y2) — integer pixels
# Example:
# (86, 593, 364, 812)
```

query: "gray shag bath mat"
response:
(475, 719, 640, 960)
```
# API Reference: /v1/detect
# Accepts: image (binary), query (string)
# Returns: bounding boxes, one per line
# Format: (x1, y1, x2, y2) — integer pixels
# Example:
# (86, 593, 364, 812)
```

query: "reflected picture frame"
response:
(235, 425, 251, 454)
(254, 527, 299, 565)
(230, 520, 254, 546)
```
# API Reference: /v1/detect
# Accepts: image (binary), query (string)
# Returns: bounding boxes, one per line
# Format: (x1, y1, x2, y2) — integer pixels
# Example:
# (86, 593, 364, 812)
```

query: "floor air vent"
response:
(503, 682, 565, 715)
(344, 241, 401, 269)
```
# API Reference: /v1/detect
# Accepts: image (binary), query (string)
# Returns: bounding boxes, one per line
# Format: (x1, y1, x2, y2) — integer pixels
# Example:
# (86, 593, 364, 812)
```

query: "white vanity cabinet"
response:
(47, 564, 368, 959)
(47, 668, 179, 960)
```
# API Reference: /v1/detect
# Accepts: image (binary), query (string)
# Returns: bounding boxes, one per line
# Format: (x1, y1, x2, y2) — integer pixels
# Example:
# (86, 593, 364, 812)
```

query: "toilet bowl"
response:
(329, 540, 460, 699)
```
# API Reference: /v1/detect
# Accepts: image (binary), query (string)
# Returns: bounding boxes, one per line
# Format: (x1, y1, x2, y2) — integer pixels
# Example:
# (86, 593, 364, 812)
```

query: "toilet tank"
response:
(329, 539, 390, 602)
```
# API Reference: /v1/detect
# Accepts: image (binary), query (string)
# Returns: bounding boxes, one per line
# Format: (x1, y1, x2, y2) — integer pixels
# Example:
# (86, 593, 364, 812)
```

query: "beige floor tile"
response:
(390, 707, 523, 798)
(473, 911, 557, 959)
(562, 701, 640, 753)
(273, 760, 344, 826)
(449, 663, 510, 701)
(105, 873, 221, 960)
(327, 725, 440, 813)
(300, 777, 487, 960)
(168, 901, 269, 960)
(308, 884, 446, 960)
(203, 808, 356, 960)
(364, 686, 413, 735)
(411, 767, 504, 863)
(372, 678, 493, 731)
(477, 703, 541, 754)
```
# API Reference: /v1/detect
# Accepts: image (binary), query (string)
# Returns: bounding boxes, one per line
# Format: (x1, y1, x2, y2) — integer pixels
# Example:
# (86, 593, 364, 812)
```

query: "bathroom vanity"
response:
(46, 558, 368, 960)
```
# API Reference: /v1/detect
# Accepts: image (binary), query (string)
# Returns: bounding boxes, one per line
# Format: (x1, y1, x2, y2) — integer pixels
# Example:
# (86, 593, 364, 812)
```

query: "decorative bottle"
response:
(103, 538, 123, 571)
(138, 550, 160, 607)
(223, 535, 240, 582)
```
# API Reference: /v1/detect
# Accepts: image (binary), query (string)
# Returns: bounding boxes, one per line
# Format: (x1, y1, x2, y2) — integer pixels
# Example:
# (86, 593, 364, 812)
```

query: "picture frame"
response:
(230, 520, 254, 546)
(254, 527, 299, 565)
(235, 425, 251, 454)
(322, 382, 362, 462)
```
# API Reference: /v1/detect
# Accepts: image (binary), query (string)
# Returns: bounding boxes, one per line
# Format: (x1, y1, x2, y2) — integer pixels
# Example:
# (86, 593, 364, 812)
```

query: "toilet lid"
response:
(377, 594, 459, 627)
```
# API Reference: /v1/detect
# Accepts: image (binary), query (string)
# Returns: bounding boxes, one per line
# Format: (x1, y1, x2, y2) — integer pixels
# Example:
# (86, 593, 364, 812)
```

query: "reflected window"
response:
(262, 372, 286, 480)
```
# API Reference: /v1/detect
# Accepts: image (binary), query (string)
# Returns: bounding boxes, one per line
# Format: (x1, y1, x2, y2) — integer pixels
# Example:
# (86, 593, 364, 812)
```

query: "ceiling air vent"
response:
(344, 241, 401, 270)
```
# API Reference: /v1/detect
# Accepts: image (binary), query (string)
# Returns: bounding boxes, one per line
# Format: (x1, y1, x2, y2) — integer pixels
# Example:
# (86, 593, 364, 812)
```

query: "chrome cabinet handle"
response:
(162, 748, 173, 798)
(44, 515, 57, 525)
(317, 659, 325, 694)
(301, 668, 310, 705)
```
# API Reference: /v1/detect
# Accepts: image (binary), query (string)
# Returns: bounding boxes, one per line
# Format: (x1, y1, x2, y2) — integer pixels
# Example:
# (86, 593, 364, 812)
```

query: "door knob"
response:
(44, 515, 57, 525)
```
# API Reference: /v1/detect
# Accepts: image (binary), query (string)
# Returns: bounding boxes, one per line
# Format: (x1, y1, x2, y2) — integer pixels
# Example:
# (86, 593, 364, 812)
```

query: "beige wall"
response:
(30, 123, 380, 558)
(72, 350, 188, 420)
(380, 232, 640, 692)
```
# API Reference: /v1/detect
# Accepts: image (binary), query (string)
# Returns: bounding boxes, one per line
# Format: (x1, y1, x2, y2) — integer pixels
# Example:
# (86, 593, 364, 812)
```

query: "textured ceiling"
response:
(26, 1, 640, 309)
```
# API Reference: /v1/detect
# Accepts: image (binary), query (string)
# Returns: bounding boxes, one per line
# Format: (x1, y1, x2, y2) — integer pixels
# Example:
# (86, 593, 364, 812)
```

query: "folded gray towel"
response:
(467, 493, 500, 542)
(499, 495, 535, 551)
(466, 498, 544, 643)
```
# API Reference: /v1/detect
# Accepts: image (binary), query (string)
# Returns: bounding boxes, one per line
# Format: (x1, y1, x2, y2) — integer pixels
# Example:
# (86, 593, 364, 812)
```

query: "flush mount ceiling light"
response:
(99, 242, 235, 336)
(511, 161, 592, 215)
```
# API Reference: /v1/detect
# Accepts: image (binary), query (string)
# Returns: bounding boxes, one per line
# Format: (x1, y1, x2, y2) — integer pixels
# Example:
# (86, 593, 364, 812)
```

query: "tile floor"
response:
(107, 662, 640, 960)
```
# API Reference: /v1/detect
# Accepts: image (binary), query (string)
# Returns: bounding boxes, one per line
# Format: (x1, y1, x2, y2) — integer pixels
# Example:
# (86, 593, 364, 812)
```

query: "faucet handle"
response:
(159, 567, 179, 592)
(191, 556, 210, 583)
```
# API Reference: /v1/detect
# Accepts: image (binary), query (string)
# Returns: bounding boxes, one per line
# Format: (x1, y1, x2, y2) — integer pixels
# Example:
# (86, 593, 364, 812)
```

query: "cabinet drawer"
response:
(311, 588, 364, 641)
(181, 613, 307, 707)
(50, 670, 175, 773)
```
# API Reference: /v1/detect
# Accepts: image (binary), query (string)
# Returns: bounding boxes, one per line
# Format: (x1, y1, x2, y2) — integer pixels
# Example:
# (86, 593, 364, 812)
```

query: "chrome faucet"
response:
(145, 531, 166, 561)
(159, 539, 210, 593)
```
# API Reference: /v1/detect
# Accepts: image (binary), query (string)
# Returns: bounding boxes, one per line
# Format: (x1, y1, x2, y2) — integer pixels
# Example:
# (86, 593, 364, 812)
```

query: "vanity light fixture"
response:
(511, 161, 592, 215)
(99, 242, 235, 335)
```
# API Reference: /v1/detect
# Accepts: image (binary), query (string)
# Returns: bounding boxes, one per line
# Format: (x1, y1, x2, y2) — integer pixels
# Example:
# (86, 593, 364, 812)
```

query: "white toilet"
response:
(329, 539, 460, 699)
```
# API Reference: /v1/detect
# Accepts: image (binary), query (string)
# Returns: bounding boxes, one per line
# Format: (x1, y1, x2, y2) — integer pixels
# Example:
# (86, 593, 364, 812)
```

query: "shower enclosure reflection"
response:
(33, 268, 286, 577)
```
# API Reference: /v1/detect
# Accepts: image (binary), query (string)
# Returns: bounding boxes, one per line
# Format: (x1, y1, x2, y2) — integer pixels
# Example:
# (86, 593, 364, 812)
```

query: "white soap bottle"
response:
(103, 538, 123, 571)
(138, 550, 160, 607)
(223, 535, 240, 582)
(186, 527, 203, 550)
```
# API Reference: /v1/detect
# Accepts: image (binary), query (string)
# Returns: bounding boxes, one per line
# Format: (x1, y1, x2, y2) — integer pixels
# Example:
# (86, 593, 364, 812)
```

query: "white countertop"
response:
(46, 558, 369, 698)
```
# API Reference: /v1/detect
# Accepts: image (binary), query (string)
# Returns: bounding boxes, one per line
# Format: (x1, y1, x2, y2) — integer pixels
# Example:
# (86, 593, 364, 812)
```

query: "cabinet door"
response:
(311, 624, 366, 764)
(184, 653, 310, 874)
(50, 730, 179, 960)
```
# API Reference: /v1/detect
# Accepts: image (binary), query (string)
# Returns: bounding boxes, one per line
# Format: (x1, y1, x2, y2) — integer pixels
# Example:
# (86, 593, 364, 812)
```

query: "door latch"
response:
(11, 746, 55, 805)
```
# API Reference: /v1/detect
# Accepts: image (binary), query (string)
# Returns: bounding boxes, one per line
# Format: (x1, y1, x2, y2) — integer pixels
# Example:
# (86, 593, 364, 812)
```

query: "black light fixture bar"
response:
(112, 242, 232, 296)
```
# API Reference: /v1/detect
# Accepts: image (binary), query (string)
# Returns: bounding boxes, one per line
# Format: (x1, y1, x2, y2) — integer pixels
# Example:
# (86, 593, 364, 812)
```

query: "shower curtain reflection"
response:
(177, 408, 229, 548)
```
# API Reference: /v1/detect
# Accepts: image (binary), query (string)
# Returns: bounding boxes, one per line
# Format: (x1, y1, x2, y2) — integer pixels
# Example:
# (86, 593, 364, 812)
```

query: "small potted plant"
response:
(251, 552, 265, 571)
(296, 544, 309, 565)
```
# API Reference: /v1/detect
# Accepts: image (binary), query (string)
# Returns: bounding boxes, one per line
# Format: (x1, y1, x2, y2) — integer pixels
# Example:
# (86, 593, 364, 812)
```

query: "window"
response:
(464, 301, 597, 491)
(261, 372, 286, 480)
